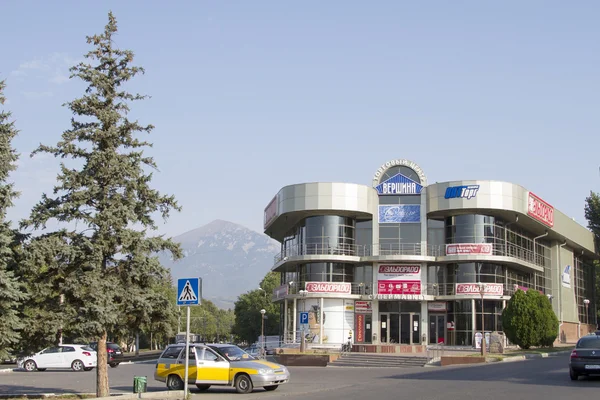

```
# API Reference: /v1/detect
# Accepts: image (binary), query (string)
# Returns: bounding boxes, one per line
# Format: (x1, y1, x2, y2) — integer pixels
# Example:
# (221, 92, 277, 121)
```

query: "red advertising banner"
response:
(455, 283, 504, 296)
(446, 243, 492, 255)
(378, 280, 421, 295)
(527, 192, 554, 227)
(305, 282, 351, 294)
(356, 314, 365, 343)
(377, 264, 422, 295)
(355, 301, 372, 313)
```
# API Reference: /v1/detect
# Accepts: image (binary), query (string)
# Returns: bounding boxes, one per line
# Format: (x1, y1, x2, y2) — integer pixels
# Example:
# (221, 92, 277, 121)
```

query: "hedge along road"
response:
(2, 355, 600, 400)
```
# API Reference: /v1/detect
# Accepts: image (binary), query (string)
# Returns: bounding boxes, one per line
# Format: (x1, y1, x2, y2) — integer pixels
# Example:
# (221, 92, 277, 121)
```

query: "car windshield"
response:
(211, 345, 254, 361)
(577, 338, 600, 349)
(81, 346, 95, 352)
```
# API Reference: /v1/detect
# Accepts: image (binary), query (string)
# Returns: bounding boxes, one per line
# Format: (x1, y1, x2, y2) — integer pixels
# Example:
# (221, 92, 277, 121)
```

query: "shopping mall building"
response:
(263, 159, 598, 352)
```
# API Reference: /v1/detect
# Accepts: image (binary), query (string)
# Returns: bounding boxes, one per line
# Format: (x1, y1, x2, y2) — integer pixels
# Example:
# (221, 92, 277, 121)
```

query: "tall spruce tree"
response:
(0, 80, 26, 362)
(21, 13, 182, 397)
(584, 191, 600, 324)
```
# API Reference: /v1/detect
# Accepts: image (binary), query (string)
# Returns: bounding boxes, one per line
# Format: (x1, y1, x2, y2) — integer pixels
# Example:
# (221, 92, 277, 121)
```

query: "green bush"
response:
(502, 289, 558, 349)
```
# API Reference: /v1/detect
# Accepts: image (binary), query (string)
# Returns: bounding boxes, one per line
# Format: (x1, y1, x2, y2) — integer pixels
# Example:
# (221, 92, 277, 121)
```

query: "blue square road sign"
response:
(300, 312, 309, 324)
(177, 278, 201, 306)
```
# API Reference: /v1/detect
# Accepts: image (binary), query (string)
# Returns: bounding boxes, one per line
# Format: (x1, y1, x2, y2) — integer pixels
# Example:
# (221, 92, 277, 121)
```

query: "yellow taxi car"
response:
(154, 343, 290, 394)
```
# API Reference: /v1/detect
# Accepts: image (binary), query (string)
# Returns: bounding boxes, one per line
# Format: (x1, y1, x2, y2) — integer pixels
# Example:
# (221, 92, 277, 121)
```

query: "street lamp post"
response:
(584, 299, 590, 325)
(260, 309, 266, 358)
(478, 282, 487, 357)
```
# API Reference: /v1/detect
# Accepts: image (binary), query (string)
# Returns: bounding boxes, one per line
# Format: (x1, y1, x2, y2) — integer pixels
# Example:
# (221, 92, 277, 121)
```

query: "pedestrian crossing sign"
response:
(177, 278, 201, 306)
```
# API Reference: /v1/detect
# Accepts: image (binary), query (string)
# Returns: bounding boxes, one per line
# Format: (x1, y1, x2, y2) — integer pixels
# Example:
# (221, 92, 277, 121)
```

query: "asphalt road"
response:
(1, 355, 600, 400)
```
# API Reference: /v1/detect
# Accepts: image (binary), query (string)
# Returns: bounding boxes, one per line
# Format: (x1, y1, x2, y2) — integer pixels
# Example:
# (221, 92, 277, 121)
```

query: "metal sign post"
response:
(177, 278, 202, 395)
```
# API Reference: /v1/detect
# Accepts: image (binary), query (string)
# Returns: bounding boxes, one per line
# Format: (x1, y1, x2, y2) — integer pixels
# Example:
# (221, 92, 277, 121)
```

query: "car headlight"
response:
(258, 368, 273, 375)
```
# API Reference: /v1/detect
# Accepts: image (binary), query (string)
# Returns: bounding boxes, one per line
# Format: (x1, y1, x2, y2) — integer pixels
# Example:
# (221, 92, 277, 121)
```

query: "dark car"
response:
(88, 342, 124, 368)
(569, 335, 600, 380)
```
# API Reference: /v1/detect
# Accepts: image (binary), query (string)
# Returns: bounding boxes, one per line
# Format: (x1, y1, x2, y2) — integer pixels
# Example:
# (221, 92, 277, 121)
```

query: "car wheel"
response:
(23, 360, 37, 372)
(570, 368, 579, 381)
(37, 368, 47, 372)
(264, 385, 278, 391)
(109, 363, 119, 368)
(71, 359, 84, 372)
(167, 375, 184, 390)
(235, 374, 253, 394)
(195, 384, 211, 391)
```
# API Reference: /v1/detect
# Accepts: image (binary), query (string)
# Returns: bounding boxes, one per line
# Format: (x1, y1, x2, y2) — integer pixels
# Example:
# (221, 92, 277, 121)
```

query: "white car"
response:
(18, 344, 97, 372)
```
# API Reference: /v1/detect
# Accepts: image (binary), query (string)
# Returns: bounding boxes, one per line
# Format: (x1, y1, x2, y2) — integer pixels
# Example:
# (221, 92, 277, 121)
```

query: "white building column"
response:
(292, 298, 297, 342)
(283, 298, 288, 343)
(319, 297, 324, 345)
(471, 298, 476, 347)
(421, 301, 428, 345)
(372, 299, 379, 344)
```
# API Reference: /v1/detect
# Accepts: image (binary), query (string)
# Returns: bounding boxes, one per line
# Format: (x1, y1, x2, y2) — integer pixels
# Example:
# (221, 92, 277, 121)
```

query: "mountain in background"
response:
(159, 219, 280, 309)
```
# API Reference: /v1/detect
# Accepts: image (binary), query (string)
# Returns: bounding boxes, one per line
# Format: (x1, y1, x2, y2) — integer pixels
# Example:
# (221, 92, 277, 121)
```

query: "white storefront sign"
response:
(428, 302, 447, 312)
(374, 294, 426, 301)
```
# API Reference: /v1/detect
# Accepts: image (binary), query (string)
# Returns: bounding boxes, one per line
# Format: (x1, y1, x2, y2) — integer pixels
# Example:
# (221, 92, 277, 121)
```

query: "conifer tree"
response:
(21, 13, 182, 397)
(0, 80, 26, 362)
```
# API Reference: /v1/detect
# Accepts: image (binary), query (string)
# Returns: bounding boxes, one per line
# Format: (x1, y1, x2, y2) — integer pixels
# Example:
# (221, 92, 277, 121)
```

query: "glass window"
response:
(399, 224, 421, 243)
(577, 337, 600, 349)
(161, 346, 184, 359)
(200, 349, 220, 361)
(42, 347, 61, 354)
(61, 347, 75, 353)
(427, 219, 445, 247)
(379, 166, 422, 184)
(379, 302, 399, 313)
(356, 220, 372, 248)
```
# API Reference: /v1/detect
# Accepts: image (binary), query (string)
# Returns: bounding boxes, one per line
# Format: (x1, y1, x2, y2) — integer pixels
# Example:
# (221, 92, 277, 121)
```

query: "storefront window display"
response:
(298, 299, 354, 345)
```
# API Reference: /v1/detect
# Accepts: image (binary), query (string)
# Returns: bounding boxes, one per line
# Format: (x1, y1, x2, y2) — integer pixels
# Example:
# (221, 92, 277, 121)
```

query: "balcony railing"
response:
(429, 242, 550, 268)
(274, 243, 365, 263)
(274, 243, 438, 263)
(424, 283, 544, 297)
(273, 241, 550, 269)
(284, 282, 373, 296)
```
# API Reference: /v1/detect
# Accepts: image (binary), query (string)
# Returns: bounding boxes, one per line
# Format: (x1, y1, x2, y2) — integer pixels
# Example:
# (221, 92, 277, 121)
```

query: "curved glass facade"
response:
(299, 262, 354, 283)
(429, 262, 538, 294)
(281, 215, 356, 257)
(444, 214, 551, 268)
(447, 300, 504, 346)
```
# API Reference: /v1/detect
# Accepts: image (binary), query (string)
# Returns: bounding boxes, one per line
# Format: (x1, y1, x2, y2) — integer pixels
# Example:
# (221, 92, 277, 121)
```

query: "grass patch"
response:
(505, 346, 574, 356)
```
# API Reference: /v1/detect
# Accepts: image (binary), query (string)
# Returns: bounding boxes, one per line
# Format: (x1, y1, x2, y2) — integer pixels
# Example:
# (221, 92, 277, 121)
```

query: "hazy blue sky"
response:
(1, 1, 599, 237)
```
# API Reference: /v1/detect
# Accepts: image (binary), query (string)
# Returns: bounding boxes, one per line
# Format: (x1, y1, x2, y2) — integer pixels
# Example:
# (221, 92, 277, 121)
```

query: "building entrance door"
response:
(380, 313, 388, 343)
(380, 313, 401, 343)
(380, 313, 420, 344)
(400, 313, 420, 344)
(428, 315, 446, 344)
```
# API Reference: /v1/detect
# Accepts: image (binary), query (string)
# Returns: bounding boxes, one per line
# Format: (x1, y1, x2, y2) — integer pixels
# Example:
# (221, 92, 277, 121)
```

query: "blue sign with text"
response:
(378, 205, 421, 223)
(444, 185, 480, 200)
(177, 278, 201, 306)
(376, 173, 423, 195)
(300, 312, 309, 324)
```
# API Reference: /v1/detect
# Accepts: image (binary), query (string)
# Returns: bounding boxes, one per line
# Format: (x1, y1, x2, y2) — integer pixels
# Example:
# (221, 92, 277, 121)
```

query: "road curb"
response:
(0, 361, 139, 374)
(0, 391, 184, 400)
(499, 350, 572, 362)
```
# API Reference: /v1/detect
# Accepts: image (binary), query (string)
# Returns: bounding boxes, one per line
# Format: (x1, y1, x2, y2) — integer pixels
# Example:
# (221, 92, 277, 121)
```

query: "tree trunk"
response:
(135, 332, 140, 356)
(96, 331, 110, 398)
